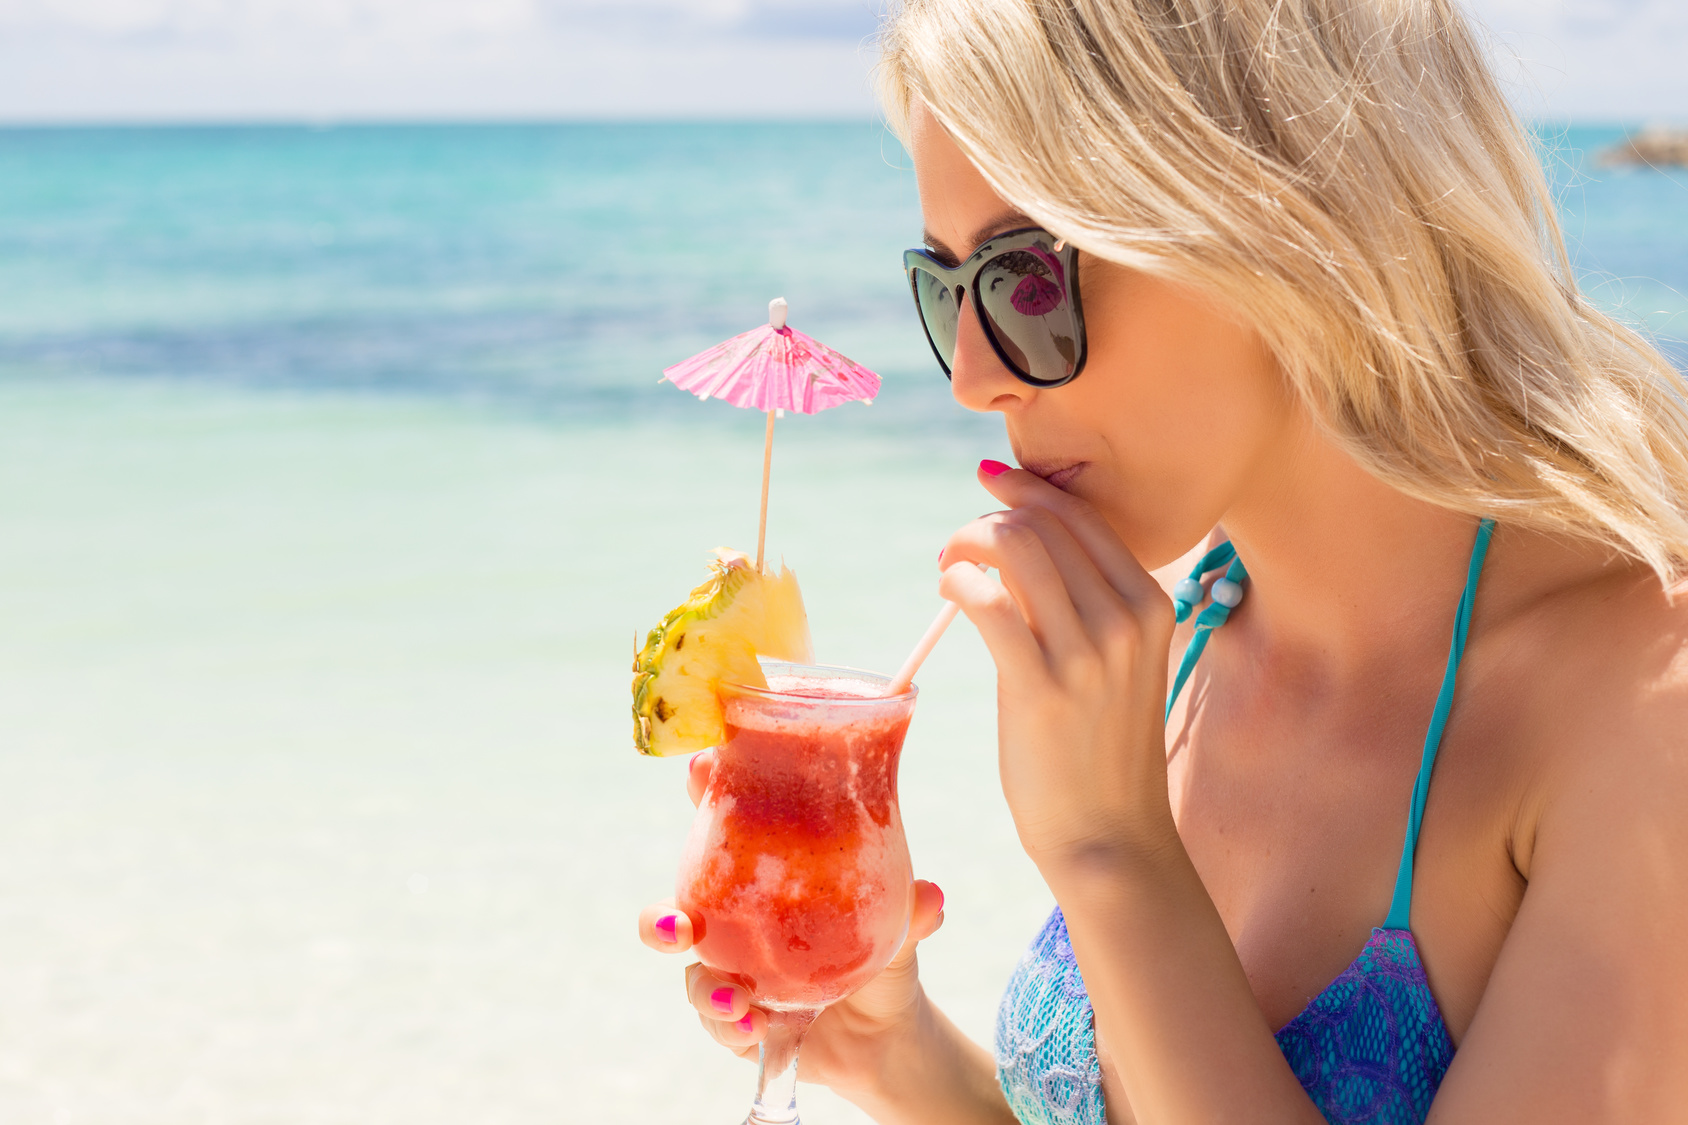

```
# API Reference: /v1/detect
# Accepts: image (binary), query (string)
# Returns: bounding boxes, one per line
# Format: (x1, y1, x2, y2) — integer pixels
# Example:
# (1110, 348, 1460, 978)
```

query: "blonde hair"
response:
(878, 0, 1688, 586)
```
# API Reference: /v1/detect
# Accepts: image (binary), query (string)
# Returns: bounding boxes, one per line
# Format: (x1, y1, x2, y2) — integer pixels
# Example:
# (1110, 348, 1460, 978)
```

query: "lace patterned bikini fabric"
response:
(994, 908, 1105, 1125)
(994, 912, 1455, 1125)
(994, 522, 1492, 1125)
(1275, 928, 1455, 1123)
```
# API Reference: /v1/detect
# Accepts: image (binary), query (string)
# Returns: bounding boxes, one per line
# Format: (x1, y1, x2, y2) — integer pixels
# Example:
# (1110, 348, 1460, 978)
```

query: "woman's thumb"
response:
(889, 879, 945, 969)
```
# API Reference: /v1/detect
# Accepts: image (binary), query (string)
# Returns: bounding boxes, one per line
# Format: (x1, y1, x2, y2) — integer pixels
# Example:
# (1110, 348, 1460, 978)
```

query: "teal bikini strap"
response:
(1162, 519, 1497, 931)
(1382, 517, 1495, 930)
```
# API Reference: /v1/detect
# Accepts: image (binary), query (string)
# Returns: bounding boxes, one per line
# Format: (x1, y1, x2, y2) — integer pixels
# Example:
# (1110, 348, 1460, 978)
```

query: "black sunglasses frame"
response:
(903, 227, 1087, 388)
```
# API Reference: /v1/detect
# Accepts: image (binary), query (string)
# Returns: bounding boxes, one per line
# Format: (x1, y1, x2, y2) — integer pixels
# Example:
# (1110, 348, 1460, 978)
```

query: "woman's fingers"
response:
(944, 514, 1094, 654)
(685, 962, 766, 1055)
(698, 1007, 764, 1060)
(1001, 505, 1139, 652)
(941, 507, 1140, 678)
(686, 961, 752, 1021)
(686, 751, 714, 807)
(909, 878, 946, 945)
(638, 899, 697, 952)
(942, 464, 1175, 680)
(881, 879, 947, 975)
(938, 557, 1045, 676)
(976, 463, 1168, 613)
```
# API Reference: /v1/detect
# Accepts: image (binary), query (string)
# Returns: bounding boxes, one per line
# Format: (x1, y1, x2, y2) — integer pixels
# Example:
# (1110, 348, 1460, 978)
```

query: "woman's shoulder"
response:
(1427, 553, 1688, 1106)
(1510, 556, 1688, 731)
(1481, 551, 1688, 878)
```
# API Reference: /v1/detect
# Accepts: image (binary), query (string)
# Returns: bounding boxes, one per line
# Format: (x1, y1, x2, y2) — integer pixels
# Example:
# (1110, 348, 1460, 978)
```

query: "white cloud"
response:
(0, 0, 887, 119)
(0, 0, 542, 47)
(0, 0, 879, 41)
(1463, 0, 1688, 119)
(0, 0, 1678, 121)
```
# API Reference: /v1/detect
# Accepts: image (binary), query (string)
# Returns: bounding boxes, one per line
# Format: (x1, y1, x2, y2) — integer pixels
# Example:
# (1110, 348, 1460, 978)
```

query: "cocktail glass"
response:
(676, 662, 918, 1125)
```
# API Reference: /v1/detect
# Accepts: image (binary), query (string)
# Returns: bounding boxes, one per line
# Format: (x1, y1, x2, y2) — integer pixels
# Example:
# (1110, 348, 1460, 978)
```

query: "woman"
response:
(640, 0, 1688, 1120)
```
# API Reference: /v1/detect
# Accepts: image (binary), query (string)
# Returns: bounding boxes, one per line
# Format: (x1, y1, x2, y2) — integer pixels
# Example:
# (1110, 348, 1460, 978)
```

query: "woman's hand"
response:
(938, 462, 1181, 872)
(636, 750, 948, 1096)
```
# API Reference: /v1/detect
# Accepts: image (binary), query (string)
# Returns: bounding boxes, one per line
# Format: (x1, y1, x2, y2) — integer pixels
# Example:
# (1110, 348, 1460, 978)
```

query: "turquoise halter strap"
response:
(1163, 519, 1497, 931)
(1382, 517, 1495, 929)
(1165, 543, 1249, 722)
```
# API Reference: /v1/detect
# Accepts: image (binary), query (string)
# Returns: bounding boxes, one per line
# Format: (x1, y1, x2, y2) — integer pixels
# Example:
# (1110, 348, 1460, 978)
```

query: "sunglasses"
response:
(903, 227, 1087, 387)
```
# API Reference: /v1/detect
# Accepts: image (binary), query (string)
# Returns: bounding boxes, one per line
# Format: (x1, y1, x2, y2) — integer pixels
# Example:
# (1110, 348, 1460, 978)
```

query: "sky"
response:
(0, 0, 1682, 122)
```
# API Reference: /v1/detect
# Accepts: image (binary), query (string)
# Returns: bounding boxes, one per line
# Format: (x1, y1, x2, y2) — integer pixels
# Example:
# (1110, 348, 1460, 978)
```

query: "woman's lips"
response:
(1029, 462, 1087, 490)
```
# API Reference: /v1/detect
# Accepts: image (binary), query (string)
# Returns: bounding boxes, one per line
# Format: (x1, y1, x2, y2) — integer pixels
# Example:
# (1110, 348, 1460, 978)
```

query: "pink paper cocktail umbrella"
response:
(662, 297, 881, 570)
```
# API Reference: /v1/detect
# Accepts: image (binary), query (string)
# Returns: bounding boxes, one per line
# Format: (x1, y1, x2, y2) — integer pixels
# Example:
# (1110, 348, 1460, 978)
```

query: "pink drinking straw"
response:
(884, 565, 987, 696)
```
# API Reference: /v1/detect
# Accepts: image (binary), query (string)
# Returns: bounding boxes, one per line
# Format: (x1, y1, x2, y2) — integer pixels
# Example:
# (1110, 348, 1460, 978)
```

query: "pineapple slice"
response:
(631, 550, 813, 757)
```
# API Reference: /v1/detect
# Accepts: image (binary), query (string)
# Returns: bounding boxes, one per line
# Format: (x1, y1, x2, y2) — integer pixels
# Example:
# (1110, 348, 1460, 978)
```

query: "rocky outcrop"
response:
(1597, 127, 1688, 168)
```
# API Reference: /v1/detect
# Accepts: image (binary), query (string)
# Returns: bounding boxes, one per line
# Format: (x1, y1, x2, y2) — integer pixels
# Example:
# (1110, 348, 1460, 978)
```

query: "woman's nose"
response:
(949, 288, 1028, 414)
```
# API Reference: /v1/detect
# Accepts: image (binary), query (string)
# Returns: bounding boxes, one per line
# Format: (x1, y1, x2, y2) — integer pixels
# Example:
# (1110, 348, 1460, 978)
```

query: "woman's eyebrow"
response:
(921, 231, 961, 266)
(923, 211, 1038, 266)
(966, 212, 1037, 253)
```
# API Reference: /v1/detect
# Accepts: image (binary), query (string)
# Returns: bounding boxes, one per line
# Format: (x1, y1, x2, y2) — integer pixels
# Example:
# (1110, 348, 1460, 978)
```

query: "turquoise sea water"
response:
(0, 123, 1683, 1124)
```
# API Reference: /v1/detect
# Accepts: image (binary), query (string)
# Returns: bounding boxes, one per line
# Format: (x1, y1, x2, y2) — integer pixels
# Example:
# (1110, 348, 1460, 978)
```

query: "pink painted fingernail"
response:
(737, 1014, 755, 1033)
(711, 987, 735, 1013)
(937, 548, 945, 564)
(980, 459, 1011, 476)
(654, 914, 678, 943)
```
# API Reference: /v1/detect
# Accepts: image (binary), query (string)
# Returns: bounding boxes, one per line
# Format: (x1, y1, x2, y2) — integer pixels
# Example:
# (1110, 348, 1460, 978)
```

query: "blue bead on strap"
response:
(1171, 542, 1239, 623)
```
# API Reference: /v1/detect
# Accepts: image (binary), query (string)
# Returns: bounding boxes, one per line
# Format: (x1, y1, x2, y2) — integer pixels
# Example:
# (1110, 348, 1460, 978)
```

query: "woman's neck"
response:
(1217, 415, 1489, 673)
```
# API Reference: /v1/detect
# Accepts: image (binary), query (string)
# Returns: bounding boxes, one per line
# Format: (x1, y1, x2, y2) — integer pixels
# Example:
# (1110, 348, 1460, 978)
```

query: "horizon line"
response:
(0, 115, 1663, 131)
(0, 114, 892, 130)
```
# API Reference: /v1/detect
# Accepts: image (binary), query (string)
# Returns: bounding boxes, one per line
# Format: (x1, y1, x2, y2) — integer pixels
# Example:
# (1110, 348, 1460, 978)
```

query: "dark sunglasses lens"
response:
(976, 249, 1080, 384)
(911, 266, 961, 373)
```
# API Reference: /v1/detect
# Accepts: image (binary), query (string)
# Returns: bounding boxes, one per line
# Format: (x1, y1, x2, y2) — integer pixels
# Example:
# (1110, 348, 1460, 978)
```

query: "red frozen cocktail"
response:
(677, 665, 916, 1009)
(674, 663, 916, 1125)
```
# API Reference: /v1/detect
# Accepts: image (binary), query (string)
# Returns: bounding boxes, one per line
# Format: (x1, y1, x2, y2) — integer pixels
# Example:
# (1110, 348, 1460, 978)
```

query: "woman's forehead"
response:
(909, 105, 1033, 260)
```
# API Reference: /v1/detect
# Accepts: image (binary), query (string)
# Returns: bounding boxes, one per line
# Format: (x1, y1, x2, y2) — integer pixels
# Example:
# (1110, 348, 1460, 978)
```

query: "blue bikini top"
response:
(994, 519, 1494, 1125)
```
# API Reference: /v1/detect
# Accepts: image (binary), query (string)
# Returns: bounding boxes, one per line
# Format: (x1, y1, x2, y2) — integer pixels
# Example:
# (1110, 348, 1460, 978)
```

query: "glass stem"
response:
(745, 1008, 819, 1125)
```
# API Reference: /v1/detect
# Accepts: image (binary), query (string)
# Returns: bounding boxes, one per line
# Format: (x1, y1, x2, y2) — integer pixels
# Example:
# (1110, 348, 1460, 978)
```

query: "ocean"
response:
(0, 122, 1682, 1124)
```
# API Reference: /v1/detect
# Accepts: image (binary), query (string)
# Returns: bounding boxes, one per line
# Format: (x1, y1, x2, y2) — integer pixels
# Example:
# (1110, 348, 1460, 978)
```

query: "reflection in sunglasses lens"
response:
(914, 268, 960, 371)
(978, 250, 1077, 384)
(909, 239, 1080, 385)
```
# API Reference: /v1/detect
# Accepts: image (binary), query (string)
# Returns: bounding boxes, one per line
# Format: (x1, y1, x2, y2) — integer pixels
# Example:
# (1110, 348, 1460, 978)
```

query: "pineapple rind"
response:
(630, 551, 813, 757)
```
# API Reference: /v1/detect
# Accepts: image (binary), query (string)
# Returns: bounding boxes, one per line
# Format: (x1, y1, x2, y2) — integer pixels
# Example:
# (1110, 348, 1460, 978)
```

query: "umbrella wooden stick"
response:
(756, 408, 775, 572)
(753, 297, 792, 573)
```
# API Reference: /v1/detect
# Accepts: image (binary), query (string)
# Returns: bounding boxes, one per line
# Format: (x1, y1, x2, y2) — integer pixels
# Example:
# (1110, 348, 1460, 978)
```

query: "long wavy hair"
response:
(878, 0, 1688, 586)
